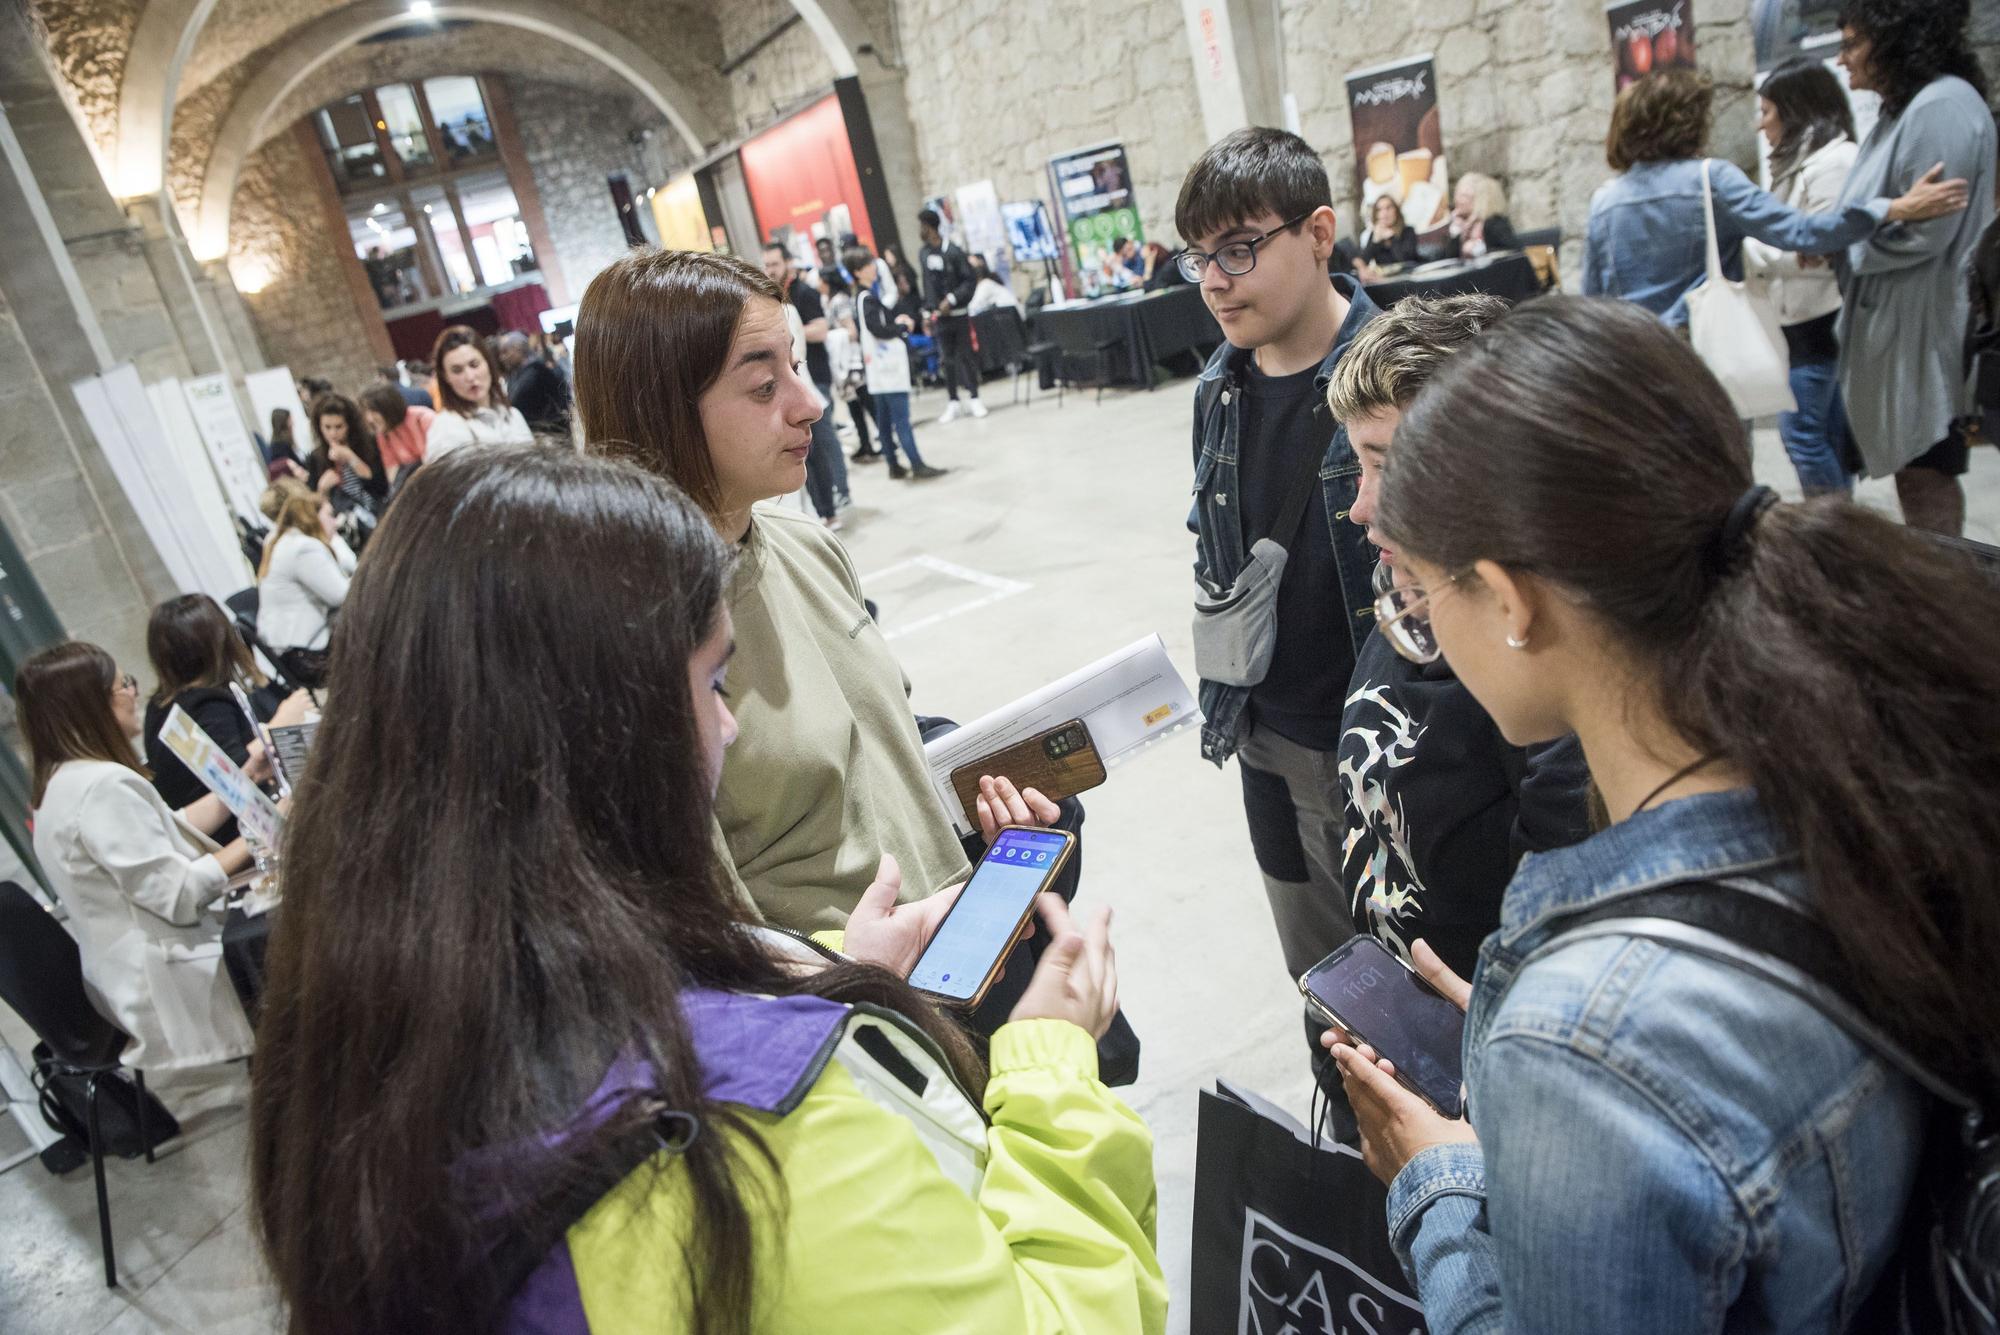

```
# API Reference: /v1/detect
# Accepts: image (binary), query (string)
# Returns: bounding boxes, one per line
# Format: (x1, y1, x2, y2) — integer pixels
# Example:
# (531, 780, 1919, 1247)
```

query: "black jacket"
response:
(1337, 626, 1594, 978)
(1360, 228, 1420, 267)
(143, 687, 261, 841)
(507, 360, 572, 436)
(919, 241, 977, 312)
(1448, 213, 1520, 258)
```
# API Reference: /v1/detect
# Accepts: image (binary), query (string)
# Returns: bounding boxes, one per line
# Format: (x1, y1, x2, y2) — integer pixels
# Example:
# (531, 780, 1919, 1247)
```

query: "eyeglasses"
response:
(1176, 211, 1315, 283)
(1372, 572, 1468, 664)
(112, 673, 138, 697)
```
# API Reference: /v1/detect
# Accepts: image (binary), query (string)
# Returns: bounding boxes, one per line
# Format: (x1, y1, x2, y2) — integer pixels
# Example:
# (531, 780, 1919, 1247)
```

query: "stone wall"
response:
(893, 0, 1210, 256)
(229, 131, 382, 393)
(721, 0, 839, 136)
(505, 76, 691, 294)
(1282, 0, 1756, 282)
(23, 0, 145, 164)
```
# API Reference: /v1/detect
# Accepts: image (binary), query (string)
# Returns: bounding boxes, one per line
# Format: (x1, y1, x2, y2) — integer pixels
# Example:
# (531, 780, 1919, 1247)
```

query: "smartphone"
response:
(1299, 936, 1468, 1118)
(268, 721, 318, 789)
(949, 720, 1106, 827)
(909, 826, 1078, 1008)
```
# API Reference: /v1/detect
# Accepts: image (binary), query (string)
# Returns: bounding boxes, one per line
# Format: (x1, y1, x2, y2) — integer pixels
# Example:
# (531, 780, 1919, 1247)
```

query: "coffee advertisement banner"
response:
(1609, 0, 1698, 90)
(1345, 56, 1450, 241)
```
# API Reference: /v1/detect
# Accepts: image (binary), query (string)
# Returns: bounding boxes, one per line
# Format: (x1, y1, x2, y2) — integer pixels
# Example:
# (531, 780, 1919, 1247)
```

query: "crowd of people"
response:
(10, 0, 1998, 1330)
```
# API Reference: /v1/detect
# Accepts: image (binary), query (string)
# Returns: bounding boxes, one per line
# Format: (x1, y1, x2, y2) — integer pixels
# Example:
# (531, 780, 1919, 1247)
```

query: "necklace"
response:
(1632, 754, 1719, 815)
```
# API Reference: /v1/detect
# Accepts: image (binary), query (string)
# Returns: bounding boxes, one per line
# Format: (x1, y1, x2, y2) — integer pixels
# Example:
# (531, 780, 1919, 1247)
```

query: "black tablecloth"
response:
(222, 905, 272, 1021)
(1364, 252, 1542, 308)
(1031, 285, 1222, 388)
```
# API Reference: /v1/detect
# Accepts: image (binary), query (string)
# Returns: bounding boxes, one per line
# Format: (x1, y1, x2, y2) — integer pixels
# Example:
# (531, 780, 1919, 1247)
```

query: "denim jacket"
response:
(1582, 158, 1890, 326)
(1188, 275, 1380, 766)
(1387, 788, 1925, 1334)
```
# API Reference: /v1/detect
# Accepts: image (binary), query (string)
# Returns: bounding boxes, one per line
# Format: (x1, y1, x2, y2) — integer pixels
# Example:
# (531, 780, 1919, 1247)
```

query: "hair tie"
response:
(1708, 485, 1778, 578)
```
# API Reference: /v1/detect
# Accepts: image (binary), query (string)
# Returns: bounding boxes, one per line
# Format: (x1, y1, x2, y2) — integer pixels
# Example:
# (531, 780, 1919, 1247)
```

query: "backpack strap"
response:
(1537, 879, 1976, 1110)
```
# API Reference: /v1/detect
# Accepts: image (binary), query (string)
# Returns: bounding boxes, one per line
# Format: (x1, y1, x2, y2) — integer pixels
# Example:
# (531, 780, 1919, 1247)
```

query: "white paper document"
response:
(922, 634, 1200, 834)
(159, 705, 285, 849)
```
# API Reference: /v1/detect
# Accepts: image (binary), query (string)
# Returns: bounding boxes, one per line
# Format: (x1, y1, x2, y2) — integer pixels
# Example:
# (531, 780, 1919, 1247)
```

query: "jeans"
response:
(802, 413, 841, 519)
(871, 392, 926, 468)
(811, 380, 850, 496)
(937, 314, 980, 401)
(1779, 358, 1852, 496)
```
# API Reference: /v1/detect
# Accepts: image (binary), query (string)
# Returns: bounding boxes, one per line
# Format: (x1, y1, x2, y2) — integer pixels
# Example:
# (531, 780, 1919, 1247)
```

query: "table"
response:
(1031, 284, 1222, 389)
(1364, 252, 1542, 308)
(222, 904, 272, 1021)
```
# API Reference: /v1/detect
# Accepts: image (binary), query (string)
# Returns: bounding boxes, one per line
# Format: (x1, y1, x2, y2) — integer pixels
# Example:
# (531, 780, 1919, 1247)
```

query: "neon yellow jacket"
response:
(550, 1011, 1167, 1333)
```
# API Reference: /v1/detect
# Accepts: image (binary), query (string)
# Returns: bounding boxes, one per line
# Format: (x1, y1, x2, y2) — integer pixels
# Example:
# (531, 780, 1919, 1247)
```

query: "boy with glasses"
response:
(1331, 295, 1593, 986)
(1177, 127, 1381, 1008)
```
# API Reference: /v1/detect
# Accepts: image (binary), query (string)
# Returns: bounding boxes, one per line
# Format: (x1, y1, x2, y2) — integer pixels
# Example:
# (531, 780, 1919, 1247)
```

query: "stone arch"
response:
(188, 0, 717, 259)
(115, 0, 225, 197)
(787, 0, 871, 79)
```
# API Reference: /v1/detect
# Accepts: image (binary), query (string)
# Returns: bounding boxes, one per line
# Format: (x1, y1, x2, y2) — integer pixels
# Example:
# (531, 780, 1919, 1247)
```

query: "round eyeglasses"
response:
(1175, 210, 1316, 284)
(1372, 572, 1468, 665)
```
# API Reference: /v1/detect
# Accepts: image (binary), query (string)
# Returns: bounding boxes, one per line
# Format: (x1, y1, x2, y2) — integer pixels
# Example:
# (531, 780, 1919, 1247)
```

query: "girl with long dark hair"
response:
(250, 447, 1163, 1333)
(1325, 296, 1998, 1331)
(1744, 58, 1861, 495)
(1832, 0, 1995, 534)
(305, 392, 388, 516)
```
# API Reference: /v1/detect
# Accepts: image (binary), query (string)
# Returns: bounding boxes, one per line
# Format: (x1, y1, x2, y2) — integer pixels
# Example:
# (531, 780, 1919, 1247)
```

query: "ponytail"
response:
(1676, 500, 2000, 1100)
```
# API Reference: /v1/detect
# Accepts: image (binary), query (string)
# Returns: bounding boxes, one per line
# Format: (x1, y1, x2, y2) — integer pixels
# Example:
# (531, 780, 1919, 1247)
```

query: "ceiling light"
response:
(408, 0, 434, 15)
(372, 201, 387, 213)
(646, 186, 657, 199)
(422, 203, 434, 214)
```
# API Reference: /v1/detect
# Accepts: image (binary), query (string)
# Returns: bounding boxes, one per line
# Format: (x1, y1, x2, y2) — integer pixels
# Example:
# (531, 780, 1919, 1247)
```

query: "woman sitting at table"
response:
(20, 641, 262, 1071)
(249, 446, 1164, 1333)
(257, 483, 355, 666)
(1445, 172, 1520, 259)
(967, 254, 1020, 315)
(1358, 194, 1421, 270)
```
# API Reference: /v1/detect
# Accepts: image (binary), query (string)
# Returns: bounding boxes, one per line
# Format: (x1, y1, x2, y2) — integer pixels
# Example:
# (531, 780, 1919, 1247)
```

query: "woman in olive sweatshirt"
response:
(571, 249, 1055, 931)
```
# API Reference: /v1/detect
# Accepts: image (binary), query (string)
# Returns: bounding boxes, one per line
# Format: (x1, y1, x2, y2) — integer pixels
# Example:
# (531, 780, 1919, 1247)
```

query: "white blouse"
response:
(425, 404, 534, 458)
(31, 761, 253, 1069)
(259, 529, 356, 651)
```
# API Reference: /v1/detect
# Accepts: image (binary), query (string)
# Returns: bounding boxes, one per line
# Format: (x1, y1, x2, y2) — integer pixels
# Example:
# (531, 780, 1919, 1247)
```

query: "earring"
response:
(1506, 633, 1529, 650)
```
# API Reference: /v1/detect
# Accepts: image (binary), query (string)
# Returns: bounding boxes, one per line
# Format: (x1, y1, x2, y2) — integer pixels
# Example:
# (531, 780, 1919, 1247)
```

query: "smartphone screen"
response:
(1301, 937, 1467, 1116)
(229, 683, 290, 799)
(909, 827, 1072, 1002)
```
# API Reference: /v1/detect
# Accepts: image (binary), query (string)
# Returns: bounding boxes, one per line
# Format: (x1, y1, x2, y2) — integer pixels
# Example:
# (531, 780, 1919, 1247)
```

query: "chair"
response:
(225, 587, 312, 701)
(0, 881, 152, 1287)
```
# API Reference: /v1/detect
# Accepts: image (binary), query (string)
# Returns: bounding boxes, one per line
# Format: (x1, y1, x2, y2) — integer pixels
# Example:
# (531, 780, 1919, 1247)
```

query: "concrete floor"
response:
(3, 378, 1997, 1333)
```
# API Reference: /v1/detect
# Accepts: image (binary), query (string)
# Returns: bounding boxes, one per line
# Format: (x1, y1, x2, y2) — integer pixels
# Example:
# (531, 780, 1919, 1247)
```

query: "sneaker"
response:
(851, 449, 881, 463)
(967, 399, 988, 419)
(823, 514, 843, 532)
(887, 462, 909, 480)
(937, 401, 962, 424)
(910, 464, 949, 480)
(836, 491, 853, 510)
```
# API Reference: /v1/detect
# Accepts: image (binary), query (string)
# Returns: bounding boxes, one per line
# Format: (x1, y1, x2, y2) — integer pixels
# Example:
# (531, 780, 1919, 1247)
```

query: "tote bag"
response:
(1191, 1080, 1429, 1335)
(1687, 159, 1797, 418)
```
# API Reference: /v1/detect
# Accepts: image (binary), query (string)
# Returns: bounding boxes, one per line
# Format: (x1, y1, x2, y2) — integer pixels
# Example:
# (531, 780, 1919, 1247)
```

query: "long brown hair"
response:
(572, 249, 784, 516)
(431, 324, 509, 417)
(250, 446, 982, 1334)
(1376, 296, 2000, 1101)
(147, 593, 265, 706)
(17, 642, 145, 806)
(305, 391, 384, 478)
(257, 486, 330, 581)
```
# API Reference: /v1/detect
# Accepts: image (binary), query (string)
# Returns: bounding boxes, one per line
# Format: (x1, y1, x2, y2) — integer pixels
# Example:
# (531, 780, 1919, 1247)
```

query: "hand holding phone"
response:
(1300, 936, 1468, 1118)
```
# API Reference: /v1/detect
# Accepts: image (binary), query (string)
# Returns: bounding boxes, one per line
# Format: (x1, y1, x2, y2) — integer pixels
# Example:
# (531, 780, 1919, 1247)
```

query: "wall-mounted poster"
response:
(650, 174, 713, 253)
(954, 179, 1010, 281)
(1003, 200, 1060, 263)
(1610, 0, 1698, 90)
(738, 95, 876, 253)
(1345, 56, 1450, 242)
(1048, 142, 1144, 282)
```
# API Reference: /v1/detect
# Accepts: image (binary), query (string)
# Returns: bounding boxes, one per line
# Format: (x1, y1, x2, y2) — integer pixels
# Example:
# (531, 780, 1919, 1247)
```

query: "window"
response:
(454, 171, 538, 286)
(349, 199, 427, 310)
(316, 95, 385, 187)
(376, 84, 433, 175)
(422, 76, 495, 167)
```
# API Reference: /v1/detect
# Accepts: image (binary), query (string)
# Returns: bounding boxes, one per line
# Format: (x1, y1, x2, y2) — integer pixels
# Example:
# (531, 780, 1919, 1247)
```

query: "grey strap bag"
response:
(1191, 446, 1322, 688)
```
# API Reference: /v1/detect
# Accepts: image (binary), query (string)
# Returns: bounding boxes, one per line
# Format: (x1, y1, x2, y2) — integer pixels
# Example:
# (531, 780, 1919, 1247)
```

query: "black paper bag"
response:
(1190, 1080, 1428, 1335)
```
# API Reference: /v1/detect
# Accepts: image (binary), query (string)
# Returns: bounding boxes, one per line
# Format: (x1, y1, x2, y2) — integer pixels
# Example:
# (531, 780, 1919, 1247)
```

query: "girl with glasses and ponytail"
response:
(1327, 295, 2000, 1333)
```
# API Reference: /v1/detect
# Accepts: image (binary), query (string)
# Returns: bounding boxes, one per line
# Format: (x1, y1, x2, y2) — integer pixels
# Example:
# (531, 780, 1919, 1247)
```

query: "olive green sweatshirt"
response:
(713, 506, 970, 931)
